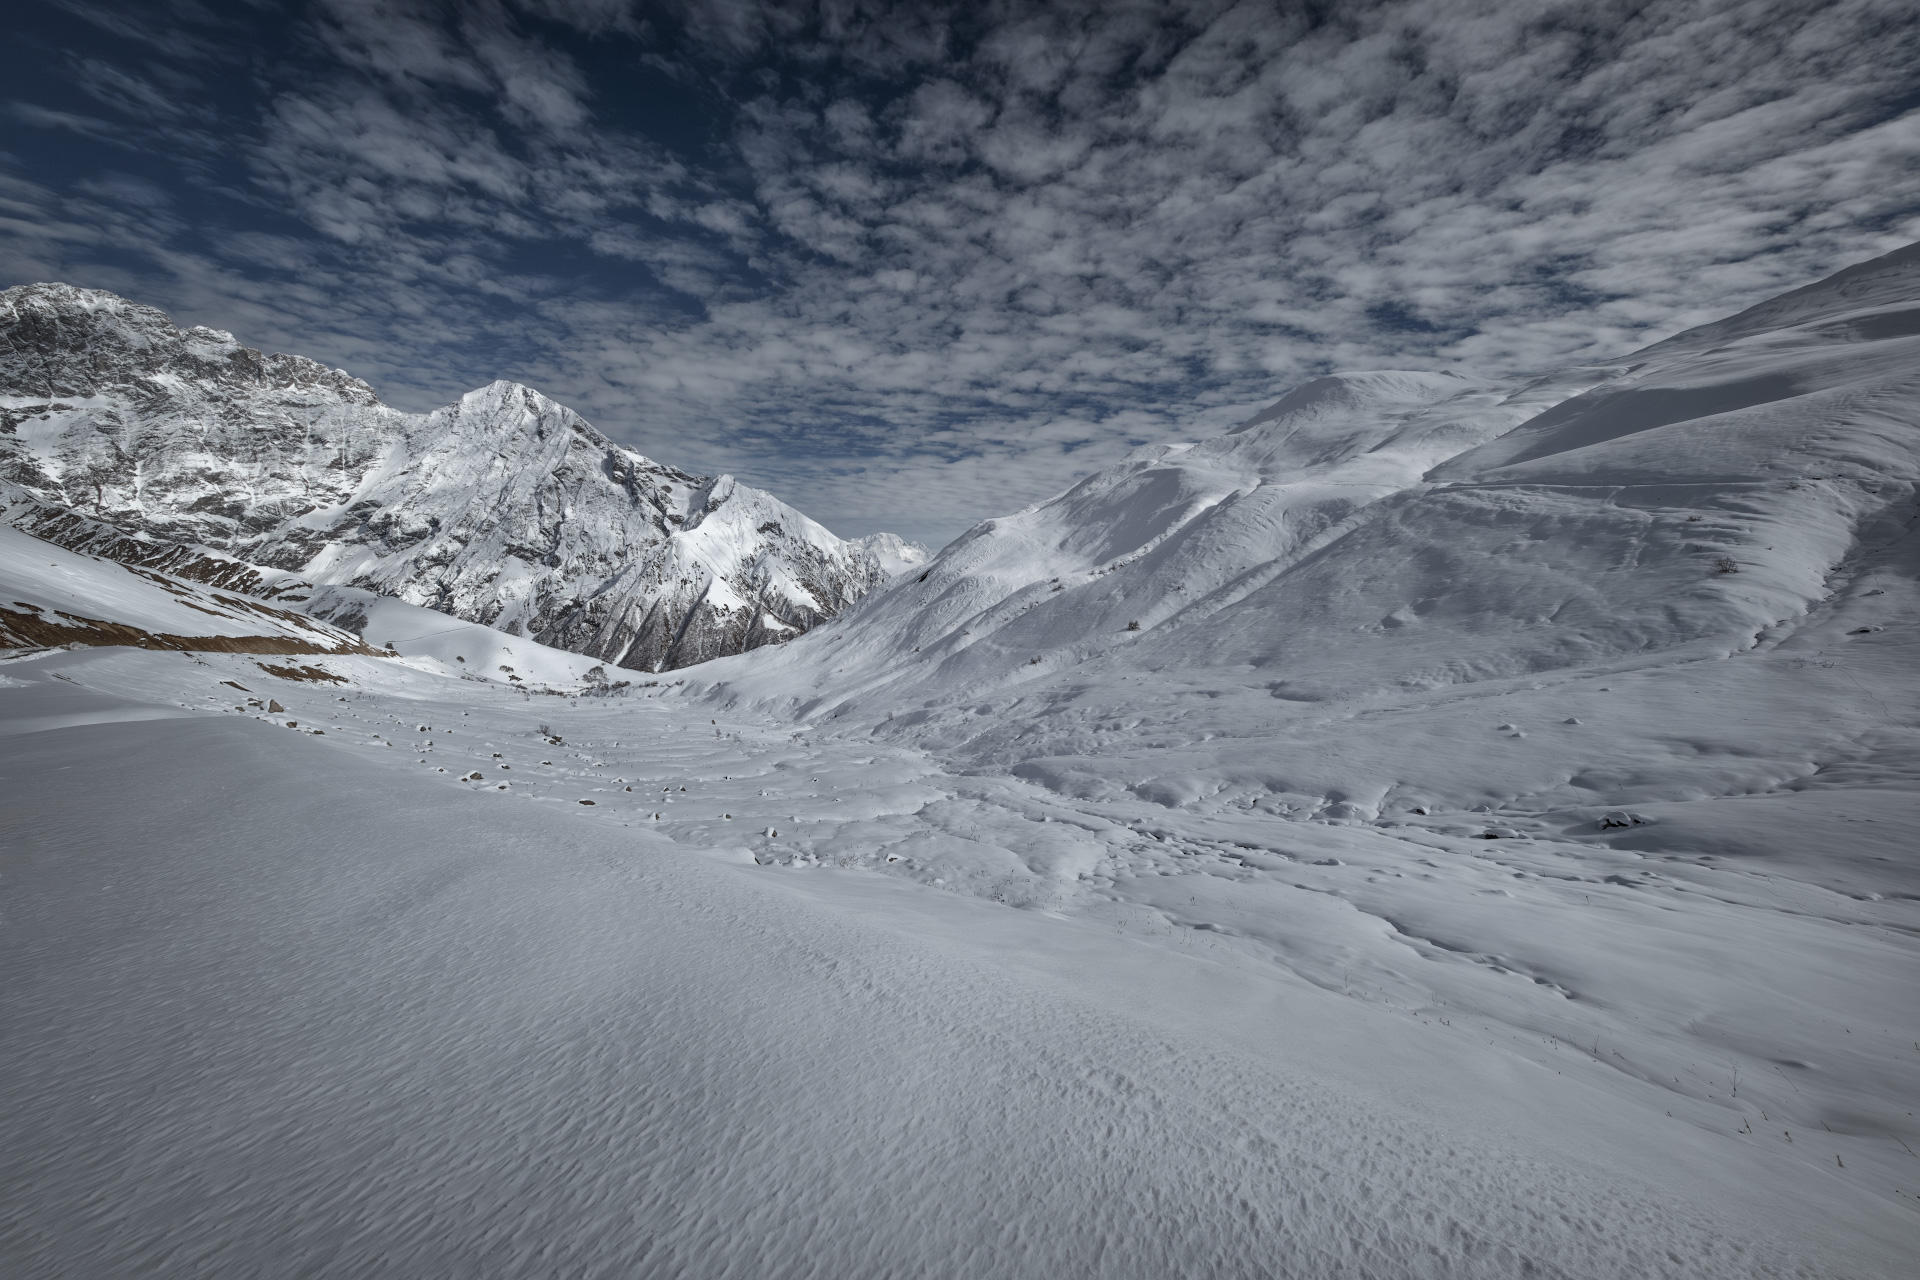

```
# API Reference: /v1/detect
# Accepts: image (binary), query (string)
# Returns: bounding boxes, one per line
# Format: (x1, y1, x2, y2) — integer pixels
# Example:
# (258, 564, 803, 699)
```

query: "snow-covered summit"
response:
(850, 531, 932, 577)
(0, 284, 904, 671)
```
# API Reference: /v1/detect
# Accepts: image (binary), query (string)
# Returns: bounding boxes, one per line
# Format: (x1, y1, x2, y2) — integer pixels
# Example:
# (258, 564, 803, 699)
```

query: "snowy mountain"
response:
(0, 283, 895, 671)
(639, 249, 1918, 1240)
(693, 241, 1920, 763)
(849, 530, 932, 577)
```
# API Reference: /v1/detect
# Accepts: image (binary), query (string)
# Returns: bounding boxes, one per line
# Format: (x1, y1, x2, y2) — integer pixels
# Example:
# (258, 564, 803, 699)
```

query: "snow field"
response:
(3, 639, 1912, 1274)
(0, 645, 1885, 1278)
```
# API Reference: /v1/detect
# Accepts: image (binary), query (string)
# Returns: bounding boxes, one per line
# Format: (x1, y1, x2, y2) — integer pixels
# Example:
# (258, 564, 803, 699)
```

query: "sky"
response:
(4, 1, 1918, 548)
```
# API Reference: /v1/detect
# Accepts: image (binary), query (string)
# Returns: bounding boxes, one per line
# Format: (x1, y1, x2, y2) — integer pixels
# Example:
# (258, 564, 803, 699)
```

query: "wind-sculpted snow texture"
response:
(0, 283, 889, 671)
(2, 643, 1901, 1277)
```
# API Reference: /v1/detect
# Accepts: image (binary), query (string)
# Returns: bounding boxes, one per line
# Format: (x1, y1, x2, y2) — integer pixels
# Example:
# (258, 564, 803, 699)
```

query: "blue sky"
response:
(5, 1, 1918, 547)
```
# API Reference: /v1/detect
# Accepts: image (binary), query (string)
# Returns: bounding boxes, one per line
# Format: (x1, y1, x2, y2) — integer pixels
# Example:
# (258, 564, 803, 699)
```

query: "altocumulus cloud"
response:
(4, 0, 1917, 546)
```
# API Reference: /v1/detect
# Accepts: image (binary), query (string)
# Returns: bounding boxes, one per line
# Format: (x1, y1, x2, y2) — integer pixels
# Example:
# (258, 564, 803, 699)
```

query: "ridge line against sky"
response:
(4, 0, 1918, 547)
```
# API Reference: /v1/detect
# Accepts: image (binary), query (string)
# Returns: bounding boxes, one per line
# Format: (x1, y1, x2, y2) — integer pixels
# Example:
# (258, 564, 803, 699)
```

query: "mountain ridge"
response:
(0, 282, 921, 671)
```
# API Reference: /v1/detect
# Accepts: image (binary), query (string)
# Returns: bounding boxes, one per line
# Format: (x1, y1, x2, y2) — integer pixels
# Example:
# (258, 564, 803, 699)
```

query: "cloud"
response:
(3, 102, 138, 148)
(4, 0, 1918, 548)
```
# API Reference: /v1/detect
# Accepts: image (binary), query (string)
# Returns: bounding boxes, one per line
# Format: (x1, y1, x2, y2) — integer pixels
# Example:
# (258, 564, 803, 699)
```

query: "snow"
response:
(294, 581, 613, 688)
(0, 522, 368, 653)
(3, 247, 1917, 1273)
(3, 642, 1908, 1276)
(852, 529, 934, 576)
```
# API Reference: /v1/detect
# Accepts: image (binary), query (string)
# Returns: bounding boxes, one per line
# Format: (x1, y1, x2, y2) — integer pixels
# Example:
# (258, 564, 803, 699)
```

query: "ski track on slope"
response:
(3, 643, 1913, 1276)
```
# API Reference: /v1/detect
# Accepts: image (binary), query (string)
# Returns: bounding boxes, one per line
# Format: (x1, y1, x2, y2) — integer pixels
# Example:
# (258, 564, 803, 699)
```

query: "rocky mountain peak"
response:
(1, 284, 905, 672)
(0, 282, 380, 406)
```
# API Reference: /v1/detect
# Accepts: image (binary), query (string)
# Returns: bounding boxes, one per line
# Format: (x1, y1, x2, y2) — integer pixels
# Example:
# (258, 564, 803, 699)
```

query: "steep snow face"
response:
(0, 284, 890, 671)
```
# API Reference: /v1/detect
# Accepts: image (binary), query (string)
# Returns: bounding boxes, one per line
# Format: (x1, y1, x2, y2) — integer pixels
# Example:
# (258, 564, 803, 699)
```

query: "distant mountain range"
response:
(0, 283, 925, 671)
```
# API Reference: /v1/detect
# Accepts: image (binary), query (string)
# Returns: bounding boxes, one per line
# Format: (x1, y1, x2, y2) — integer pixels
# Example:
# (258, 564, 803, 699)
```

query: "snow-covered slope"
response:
(703, 365, 1606, 714)
(694, 241, 1919, 753)
(9, 640, 1892, 1276)
(635, 246, 1920, 1252)
(0, 520, 377, 657)
(0, 478, 610, 690)
(0, 284, 893, 671)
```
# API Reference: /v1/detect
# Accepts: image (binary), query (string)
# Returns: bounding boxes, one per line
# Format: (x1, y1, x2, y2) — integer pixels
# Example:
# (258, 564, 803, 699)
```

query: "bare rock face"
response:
(0, 283, 890, 670)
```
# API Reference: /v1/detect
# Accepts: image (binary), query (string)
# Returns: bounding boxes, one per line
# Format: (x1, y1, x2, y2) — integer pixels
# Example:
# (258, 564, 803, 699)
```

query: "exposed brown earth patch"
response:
(0, 604, 382, 656)
(256, 662, 348, 683)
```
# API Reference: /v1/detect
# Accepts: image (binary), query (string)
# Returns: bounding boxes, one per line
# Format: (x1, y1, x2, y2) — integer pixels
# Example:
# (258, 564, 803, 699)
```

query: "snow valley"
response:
(3, 244, 1918, 1278)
